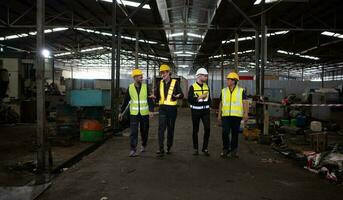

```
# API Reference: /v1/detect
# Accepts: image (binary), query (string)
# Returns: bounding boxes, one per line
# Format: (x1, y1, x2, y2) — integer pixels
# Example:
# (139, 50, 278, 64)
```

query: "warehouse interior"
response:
(1, 0, 343, 199)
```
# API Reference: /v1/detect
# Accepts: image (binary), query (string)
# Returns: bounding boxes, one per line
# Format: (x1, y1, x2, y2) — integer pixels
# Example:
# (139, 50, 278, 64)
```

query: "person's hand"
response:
(149, 112, 154, 118)
(243, 113, 249, 123)
(198, 93, 208, 100)
(173, 93, 181, 98)
(149, 94, 156, 99)
(217, 114, 221, 121)
(118, 113, 123, 121)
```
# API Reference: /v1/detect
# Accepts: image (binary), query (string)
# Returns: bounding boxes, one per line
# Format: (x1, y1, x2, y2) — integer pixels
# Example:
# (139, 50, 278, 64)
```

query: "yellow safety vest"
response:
(129, 83, 149, 116)
(221, 86, 243, 117)
(159, 79, 177, 106)
(190, 82, 210, 110)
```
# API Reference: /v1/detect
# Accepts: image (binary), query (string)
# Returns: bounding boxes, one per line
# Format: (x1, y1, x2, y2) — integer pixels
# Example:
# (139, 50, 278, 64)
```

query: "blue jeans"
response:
(222, 116, 242, 152)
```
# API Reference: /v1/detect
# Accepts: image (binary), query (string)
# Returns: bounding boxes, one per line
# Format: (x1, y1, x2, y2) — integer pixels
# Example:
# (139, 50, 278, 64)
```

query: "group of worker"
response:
(118, 64, 249, 158)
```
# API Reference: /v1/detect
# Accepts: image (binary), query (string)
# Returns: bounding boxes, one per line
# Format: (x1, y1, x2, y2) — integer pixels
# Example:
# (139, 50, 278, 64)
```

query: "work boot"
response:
(140, 145, 146, 153)
(156, 149, 165, 157)
(202, 149, 210, 156)
(230, 150, 239, 159)
(166, 147, 172, 155)
(220, 149, 229, 158)
(129, 150, 137, 157)
(193, 149, 199, 156)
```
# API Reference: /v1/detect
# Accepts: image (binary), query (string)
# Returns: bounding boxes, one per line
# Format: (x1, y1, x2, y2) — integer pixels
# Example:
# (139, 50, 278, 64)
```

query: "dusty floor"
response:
(37, 108, 343, 200)
(0, 124, 92, 186)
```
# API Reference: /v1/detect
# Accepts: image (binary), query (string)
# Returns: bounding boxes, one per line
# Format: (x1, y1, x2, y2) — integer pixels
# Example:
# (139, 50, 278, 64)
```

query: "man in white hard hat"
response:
(188, 68, 211, 156)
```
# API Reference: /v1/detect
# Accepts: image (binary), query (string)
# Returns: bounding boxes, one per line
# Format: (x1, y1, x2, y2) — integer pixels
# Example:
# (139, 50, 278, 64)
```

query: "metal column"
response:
(321, 65, 325, 88)
(135, 31, 139, 68)
(111, 0, 117, 130)
(255, 30, 260, 95)
(115, 29, 121, 129)
(221, 49, 224, 89)
(260, 0, 267, 96)
(36, 0, 46, 172)
(301, 66, 304, 81)
(146, 58, 149, 84)
(234, 32, 239, 70)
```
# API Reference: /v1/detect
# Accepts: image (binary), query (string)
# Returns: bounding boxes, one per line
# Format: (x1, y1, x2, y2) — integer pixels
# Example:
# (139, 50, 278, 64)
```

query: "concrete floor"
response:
(38, 109, 343, 200)
(0, 124, 92, 186)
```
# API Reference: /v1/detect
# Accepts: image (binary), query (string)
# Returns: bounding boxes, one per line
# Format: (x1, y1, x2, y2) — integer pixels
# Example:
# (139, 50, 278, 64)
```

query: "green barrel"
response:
(281, 119, 290, 126)
(80, 130, 104, 142)
(291, 119, 297, 127)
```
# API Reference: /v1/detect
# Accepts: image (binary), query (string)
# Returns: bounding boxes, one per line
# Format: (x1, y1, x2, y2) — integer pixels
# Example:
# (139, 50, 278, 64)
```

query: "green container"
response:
(80, 130, 104, 142)
(281, 119, 290, 126)
(291, 119, 297, 127)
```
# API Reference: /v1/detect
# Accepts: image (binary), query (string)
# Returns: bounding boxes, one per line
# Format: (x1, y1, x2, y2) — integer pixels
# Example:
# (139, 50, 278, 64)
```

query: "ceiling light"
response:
(98, 0, 151, 9)
(277, 50, 319, 60)
(168, 32, 184, 38)
(80, 47, 104, 52)
(254, 0, 279, 5)
(41, 49, 50, 58)
(0, 27, 68, 41)
(176, 54, 192, 57)
(321, 31, 343, 39)
(174, 51, 196, 55)
(187, 33, 204, 39)
(184, 51, 196, 55)
(222, 31, 289, 44)
(75, 28, 157, 44)
(178, 65, 189, 68)
(55, 52, 73, 57)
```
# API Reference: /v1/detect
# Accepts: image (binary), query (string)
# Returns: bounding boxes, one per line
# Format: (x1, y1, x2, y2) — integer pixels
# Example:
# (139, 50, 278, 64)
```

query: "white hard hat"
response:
(195, 68, 208, 76)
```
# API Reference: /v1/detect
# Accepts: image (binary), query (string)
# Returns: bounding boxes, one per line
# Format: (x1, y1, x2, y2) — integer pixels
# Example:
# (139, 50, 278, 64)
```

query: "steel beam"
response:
(226, 0, 257, 29)
(11, 6, 33, 25)
(4, 24, 343, 32)
(119, 0, 150, 26)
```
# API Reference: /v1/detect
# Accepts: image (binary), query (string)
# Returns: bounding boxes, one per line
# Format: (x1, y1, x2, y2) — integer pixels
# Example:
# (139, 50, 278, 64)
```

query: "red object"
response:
(239, 76, 253, 80)
(81, 120, 103, 131)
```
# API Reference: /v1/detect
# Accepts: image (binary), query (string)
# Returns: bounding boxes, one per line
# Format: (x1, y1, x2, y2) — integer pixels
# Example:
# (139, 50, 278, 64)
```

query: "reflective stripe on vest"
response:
(221, 86, 243, 117)
(129, 83, 149, 116)
(190, 105, 210, 110)
(159, 79, 177, 106)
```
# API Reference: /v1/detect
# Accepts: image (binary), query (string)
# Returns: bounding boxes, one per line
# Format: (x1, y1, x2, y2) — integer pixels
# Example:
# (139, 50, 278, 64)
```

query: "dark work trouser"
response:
(191, 110, 210, 150)
(130, 114, 149, 151)
(222, 116, 242, 152)
(158, 107, 177, 150)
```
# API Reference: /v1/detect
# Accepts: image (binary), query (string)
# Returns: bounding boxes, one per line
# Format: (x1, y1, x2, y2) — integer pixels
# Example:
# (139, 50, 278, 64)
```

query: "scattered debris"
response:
(261, 158, 283, 164)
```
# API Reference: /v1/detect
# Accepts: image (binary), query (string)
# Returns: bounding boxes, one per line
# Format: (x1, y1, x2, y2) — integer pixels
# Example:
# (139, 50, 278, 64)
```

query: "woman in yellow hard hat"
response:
(217, 72, 249, 158)
(151, 64, 184, 156)
(118, 68, 154, 157)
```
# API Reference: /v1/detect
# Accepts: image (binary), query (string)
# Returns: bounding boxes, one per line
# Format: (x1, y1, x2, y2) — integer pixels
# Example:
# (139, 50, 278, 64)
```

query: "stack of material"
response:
(80, 107, 104, 142)
(56, 105, 79, 136)
(243, 119, 260, 141)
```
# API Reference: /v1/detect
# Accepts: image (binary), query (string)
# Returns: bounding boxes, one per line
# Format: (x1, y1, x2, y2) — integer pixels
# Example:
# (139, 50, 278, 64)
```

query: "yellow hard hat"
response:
(132, 68, 143, 77)
(227, 72, 239, 80)
(160, 64, 170, 72)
